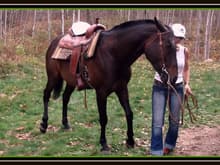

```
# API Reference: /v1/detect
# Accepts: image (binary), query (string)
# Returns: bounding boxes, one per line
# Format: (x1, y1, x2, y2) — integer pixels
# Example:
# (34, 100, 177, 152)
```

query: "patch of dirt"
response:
(174, 125, 220, 156)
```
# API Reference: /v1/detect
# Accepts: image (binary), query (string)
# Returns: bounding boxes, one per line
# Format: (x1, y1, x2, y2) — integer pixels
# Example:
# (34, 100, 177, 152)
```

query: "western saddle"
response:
(57, 23, 106, 90)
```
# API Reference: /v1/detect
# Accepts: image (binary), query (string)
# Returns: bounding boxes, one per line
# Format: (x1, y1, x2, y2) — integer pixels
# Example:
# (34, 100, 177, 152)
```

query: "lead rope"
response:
(84, 89, 88, 110)
(167, 77, 198, 126)
(184, 93, 198, 123)
(162, 70, 184, 126)
(167, 80, 185, 126)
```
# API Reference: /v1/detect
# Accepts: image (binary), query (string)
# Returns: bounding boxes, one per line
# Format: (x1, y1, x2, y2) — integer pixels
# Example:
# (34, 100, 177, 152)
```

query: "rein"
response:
(166, 78, 198, 126)
(145, 31, 186, 125)
(144, 31, 169, 50)
(144, 31, 170, 77)
(167, 80, 185, 126)
(184, 93, 198, 123)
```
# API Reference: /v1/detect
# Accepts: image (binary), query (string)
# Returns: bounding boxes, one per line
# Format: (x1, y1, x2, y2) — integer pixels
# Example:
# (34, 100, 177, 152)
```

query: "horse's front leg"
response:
(96, 91, 110, 152)
(115, 85, 135, 148)
(62, 84, 75, 129)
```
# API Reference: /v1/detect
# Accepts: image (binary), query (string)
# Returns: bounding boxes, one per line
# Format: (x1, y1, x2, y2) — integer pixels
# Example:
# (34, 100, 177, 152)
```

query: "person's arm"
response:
(183, 47, 192, 95)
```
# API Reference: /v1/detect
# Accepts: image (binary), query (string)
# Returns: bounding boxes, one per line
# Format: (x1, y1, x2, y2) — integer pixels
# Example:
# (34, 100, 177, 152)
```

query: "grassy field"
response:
(0, 55, 220, 158)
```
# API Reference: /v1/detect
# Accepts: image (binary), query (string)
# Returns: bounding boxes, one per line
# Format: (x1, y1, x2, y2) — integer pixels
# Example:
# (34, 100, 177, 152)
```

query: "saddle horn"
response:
(95, 17, 100, 24)
(85, 24, 106, 39)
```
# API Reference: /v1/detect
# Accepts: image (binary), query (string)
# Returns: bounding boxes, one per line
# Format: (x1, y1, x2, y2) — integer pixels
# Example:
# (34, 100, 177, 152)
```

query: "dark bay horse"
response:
(40, 17, 178, 152)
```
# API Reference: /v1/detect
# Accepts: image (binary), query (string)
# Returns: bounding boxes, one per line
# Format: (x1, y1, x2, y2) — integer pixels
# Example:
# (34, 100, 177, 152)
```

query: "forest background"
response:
(0, 9, 219, 61)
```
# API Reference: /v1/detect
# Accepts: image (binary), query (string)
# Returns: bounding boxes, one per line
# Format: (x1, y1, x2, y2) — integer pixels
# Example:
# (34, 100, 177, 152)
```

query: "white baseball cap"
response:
(171, 23, 186, 39)
(71, 21, 91, 36)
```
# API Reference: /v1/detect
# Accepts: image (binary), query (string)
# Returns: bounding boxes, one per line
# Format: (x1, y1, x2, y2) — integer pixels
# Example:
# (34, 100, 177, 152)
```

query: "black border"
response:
(0, 3, 220, 8)
(0, 2, 220, 164)
(0, 0, 219, 4)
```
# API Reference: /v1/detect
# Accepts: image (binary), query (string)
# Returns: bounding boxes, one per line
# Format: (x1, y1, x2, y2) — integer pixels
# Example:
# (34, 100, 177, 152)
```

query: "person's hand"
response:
(185, 83, 192, 96)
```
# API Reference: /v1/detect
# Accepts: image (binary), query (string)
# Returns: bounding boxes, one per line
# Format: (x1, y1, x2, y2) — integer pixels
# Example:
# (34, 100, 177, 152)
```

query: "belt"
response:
(154, 79, 183, 87)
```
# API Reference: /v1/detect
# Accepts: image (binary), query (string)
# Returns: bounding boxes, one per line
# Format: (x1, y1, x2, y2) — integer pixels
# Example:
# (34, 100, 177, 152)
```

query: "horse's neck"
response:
(114, 33, 146, 65)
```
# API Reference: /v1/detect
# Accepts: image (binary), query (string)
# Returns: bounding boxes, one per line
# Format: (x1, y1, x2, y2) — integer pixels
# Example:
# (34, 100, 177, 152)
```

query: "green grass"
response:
(0, 56, 220, 157)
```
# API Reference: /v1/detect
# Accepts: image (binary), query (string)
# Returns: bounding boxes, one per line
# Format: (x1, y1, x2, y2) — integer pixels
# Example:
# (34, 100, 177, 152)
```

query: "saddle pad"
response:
(51, 46, 72, 60)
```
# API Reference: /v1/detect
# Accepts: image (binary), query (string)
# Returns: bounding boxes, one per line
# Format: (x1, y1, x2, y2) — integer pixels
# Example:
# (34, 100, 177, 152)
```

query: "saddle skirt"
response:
(51, 41, 72, 60)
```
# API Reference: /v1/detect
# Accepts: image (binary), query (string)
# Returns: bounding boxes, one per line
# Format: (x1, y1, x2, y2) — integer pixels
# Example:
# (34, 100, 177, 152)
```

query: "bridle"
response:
(144, 31, 171, 84)
(145, 30, 198, 126)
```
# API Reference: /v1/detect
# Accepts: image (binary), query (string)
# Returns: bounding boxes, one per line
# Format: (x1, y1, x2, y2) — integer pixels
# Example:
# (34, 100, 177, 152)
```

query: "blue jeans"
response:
(150, 80, 184, 156)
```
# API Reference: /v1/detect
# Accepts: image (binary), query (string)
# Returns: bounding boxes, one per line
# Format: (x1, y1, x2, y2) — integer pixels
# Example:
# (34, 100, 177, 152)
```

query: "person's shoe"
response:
(163, 148, 173, 155)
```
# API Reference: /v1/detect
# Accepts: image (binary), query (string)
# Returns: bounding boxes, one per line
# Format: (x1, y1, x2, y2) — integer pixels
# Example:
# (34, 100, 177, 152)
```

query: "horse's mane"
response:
(110, 19, 155, 31)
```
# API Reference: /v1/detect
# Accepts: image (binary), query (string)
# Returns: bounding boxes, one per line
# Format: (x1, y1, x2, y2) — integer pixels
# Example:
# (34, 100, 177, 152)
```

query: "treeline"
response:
(0, 9, 219, 61)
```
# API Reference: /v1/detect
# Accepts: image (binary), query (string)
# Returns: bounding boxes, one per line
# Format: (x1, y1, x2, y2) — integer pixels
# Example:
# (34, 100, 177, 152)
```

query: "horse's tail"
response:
(45, 34, 64, 100)
(52, 78, 63, 100)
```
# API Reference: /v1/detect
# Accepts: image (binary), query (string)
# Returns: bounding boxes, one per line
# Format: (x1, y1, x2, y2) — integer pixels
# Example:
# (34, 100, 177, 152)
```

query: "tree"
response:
(204, 10, 214, 60)
(32, 10, 37, 37)
(47, 10, 51, 41)
(72, 10, 76, 23)
(61, 9, 65, 35)
(4, 10, 7, 45)
(194, 10, 202, 61)
(0, 10, 2, 39)
(77, 10, 80, 21)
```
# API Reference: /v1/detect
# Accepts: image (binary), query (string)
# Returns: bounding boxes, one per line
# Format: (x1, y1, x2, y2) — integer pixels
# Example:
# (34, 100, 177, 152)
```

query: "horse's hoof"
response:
(63, 124, 71, 130)
(63, 126, 72, 132)
(40, 123, 47, 133)
(126, 139, 135, 148)
(101, 150, 111, 155)
(126, 143, 135, 149)
(40, 126, 47, 133)
(101, 146, 111, 155)
(101, 147, 111, 155)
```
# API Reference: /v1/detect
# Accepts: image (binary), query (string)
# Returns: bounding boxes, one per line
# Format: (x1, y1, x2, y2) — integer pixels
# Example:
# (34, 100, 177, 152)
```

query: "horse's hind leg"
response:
(62, 84, 75, 129)
(40, 81, 54, 133)
(115, 86, 135, 148)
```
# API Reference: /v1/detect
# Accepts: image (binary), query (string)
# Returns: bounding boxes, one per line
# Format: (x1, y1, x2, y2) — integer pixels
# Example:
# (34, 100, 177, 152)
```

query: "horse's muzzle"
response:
(160, 71, 177, 85)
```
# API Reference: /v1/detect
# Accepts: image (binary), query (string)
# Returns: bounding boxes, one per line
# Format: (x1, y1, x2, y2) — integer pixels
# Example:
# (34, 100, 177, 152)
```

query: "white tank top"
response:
(154, 44, 185, 84)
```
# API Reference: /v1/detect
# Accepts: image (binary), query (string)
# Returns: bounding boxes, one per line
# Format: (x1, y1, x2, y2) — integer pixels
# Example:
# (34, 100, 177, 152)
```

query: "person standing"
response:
(150, 23, 192, 156)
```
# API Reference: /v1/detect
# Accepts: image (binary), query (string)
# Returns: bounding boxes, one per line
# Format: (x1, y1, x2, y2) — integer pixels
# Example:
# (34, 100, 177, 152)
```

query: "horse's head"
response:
(144, 17, 178, 84)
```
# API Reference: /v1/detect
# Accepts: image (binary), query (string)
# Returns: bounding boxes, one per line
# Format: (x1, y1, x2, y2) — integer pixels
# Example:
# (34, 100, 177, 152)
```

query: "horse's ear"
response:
(154, 17, 167, 32)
